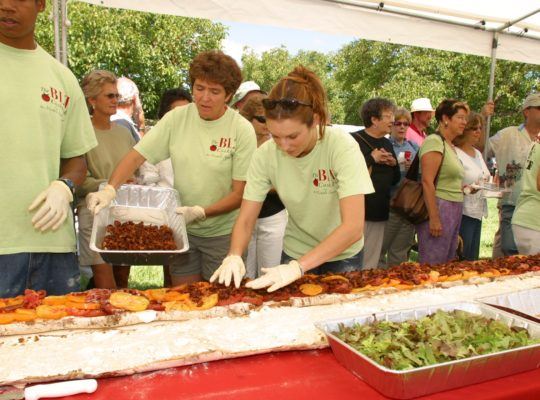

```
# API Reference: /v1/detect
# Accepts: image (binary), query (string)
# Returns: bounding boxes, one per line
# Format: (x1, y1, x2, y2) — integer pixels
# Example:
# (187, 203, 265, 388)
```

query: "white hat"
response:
(232, 81, 263, 106)
(410, 98, 434, 113)
(522, 92, 540, 110)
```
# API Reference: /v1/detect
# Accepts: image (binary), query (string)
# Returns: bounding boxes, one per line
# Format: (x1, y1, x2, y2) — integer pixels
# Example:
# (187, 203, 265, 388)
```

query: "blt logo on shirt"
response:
(40, 86, 70, 117)
(208, 137, 235, 157)
(312, 168, 337, 194)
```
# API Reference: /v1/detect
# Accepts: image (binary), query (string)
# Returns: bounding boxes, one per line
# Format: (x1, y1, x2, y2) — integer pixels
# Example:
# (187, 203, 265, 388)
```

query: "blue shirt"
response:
(389, 137, 419, 195)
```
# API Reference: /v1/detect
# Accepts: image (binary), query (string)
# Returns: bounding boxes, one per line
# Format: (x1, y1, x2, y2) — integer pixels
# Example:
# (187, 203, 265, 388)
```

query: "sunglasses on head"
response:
(104, 93, 121, 99)
(262, 98, 313, 111)
(252, 115, 266, 123)
(393, 121, 410, 127)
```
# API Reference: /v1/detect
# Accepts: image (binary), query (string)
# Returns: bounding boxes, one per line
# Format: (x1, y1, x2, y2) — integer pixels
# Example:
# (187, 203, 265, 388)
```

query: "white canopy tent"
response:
(52, 0, 540, 138)
(69, 0, 540, 64)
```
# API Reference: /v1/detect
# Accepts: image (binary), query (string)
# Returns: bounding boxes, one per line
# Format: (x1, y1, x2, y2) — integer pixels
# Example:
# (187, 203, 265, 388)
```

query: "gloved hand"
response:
(86, 184, 116, 214)
(245, 261, 304, 292)
(138, 162, 160, 185)
(209, 255, 246, 288)
(175, 206, 206, 225)
(28, 180, 73, 232)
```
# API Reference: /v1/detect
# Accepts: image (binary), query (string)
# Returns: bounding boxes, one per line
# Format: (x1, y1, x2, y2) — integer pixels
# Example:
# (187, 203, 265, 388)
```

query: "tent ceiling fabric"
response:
(78, 0, 540, 65)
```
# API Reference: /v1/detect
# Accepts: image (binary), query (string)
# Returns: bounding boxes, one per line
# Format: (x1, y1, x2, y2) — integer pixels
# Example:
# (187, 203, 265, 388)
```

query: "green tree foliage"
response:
(240, 40, 539, 134)
(35, 2, 226, 118)
(241, 47, 345, 123)
(334, 40, 540, 133)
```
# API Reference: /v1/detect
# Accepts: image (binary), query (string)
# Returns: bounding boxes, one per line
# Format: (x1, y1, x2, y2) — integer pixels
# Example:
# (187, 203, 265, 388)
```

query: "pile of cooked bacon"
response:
(0, 254, 538, 324)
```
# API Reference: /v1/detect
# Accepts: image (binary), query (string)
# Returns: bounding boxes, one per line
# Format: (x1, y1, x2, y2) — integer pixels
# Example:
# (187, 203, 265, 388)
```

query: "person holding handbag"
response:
(416, 99, 468, 265)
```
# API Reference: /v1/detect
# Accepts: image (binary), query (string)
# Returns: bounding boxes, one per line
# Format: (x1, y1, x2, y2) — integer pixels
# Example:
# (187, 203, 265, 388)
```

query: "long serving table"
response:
(58, 349, 540, 400)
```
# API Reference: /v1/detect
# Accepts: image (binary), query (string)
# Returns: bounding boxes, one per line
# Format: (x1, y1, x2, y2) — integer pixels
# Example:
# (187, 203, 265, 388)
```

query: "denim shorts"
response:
(280, 250, 364, 275)
(0, 253, 80, 297)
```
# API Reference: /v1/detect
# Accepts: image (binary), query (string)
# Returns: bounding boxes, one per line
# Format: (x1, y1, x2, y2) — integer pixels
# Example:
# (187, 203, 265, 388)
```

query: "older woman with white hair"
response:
(78, 70, 137, 289)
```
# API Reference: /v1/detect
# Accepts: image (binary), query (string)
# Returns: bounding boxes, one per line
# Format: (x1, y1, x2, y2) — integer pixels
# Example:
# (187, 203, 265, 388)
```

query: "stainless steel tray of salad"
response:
(477, 288, 540, 323)
(315, 301, 540, 399)
(89, 184, 189, 265)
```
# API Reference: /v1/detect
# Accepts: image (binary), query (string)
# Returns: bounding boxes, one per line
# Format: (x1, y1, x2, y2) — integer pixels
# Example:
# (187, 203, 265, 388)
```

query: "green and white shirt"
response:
(512, 143, 540, 231)
(135, 103, 256, 237)
(243, 127, 374, 260)
(0, 42, 96, 254)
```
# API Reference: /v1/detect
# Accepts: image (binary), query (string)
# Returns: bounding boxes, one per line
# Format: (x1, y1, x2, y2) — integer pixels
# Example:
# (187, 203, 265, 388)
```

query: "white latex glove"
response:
(175, 206, 206, 225)
(138, 162, 160, 185)
(245, 261, 303, 292)
(209, 255, 246, 288)
(110, 207, 164, 224)
(28, 180, 73, 232)
(86, 184, 116, 215)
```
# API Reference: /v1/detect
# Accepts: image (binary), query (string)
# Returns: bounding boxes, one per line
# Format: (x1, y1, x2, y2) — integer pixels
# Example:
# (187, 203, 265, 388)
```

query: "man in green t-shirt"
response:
(88, 51, 256, 285)
(512, 142, 540, 255)
(0, 0, 97, 297)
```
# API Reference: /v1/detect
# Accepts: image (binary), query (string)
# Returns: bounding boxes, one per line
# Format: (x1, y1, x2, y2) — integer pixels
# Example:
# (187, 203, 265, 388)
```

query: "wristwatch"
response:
(57, 178, 75, 197)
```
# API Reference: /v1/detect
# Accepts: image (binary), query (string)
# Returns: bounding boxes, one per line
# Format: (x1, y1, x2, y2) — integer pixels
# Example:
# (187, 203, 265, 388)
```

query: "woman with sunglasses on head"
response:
(379, 107, 419, 267)
(453, 112, 490, 261)
(78, 70, 137, 288)
(416, 99, 468, 265)
(238, 95, 287, 279)
(211, 66, 374, 291)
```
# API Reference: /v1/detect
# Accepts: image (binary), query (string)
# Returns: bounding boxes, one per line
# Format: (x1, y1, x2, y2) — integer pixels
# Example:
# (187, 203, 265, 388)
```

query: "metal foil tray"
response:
(89, 185, 189, 265)
(315, 301, 540, 399)
(477, 288, 540, 322)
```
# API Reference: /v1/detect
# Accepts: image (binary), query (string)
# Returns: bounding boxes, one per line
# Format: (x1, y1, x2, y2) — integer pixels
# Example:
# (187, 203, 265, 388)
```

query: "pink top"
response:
(405, 123, 427, 146)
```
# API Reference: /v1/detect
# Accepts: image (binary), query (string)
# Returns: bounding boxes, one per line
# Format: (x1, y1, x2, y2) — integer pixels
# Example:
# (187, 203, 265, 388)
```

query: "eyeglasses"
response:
(104, 93, 121, 99)
(262, 98, 313, 111)
(252, 115, 266, 123)
(393, 121, 410, 127)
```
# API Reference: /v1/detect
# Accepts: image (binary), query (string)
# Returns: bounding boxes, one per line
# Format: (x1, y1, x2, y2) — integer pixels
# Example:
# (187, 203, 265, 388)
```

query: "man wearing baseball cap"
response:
(489, 92, 540, 256)
(232, 80, 265, 109)
(406, 97, 434, 146)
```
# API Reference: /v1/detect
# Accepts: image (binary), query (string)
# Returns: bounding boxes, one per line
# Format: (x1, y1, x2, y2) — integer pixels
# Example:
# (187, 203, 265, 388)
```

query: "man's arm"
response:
(60, 156, 87, 186)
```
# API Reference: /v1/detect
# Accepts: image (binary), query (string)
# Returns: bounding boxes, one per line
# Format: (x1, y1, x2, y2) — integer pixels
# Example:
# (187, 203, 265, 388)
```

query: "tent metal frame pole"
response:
(60, 0, 68, 66)
(323, 1, 540, 41)
(484, 32, 498, 159)
(52, 0, 60, 60)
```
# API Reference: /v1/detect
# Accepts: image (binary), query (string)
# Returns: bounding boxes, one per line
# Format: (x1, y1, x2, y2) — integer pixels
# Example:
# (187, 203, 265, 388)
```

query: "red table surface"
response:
(59, 349, 539, 400)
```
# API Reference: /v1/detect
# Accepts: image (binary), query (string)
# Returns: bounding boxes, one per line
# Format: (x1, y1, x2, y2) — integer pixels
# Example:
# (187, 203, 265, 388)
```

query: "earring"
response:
(444, 121, 448, 127)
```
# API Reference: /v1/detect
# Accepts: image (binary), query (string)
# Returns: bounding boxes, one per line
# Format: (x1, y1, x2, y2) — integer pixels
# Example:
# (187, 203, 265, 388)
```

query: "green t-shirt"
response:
(76, 123, 136, 207)
(135, 103, 256, 237)
(419, 134, 464, 202)
(0, 42, 97, 255)
(243, 127, 374, 260)
(512, 143, 540, 231)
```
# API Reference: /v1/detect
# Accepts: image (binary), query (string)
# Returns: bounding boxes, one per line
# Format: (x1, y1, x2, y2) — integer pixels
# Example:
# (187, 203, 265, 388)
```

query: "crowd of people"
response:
(2, 0, 540, 298)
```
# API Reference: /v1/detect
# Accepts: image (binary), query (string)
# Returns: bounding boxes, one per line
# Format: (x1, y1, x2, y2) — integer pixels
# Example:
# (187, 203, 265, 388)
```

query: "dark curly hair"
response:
(189, 51, 242, 102)
(360, 98, 396, 128)
(157, 88, 192, 120)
